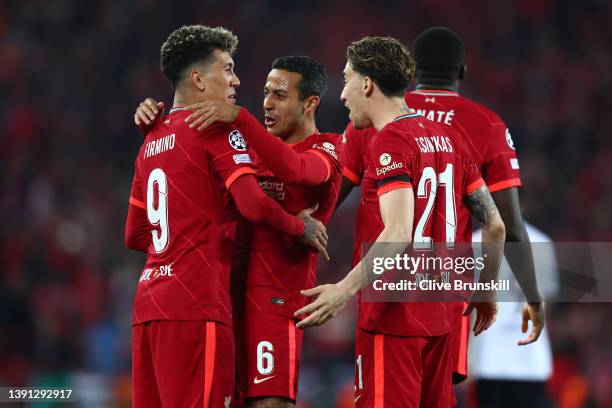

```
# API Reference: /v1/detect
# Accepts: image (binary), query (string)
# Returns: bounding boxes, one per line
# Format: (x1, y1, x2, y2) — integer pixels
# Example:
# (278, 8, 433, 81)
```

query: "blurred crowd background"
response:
(2, 0, 612, 406)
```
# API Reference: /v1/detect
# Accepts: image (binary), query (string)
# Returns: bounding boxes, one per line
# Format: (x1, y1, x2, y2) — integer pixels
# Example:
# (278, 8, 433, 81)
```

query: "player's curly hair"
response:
(346, 36, 415, 97)
(160, 25, 238, 89)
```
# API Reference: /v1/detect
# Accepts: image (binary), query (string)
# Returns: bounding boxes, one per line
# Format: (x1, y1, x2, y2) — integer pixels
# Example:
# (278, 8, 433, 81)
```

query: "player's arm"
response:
(484, 120, 543, 344)
(228, 172, 328, 259)
(184, 102, 330, 185)
(134, 98, 166, 135)
(462, 184, 505, 334)
(232, 108, 331, 185)
(125, 200, 150, 252)
(294, 187, 414, 328)
(492, 187, 544, 345)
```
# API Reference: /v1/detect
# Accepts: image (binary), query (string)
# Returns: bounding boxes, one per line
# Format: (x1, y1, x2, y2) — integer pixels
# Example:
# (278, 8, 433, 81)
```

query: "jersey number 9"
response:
(147, 168, 170, 253)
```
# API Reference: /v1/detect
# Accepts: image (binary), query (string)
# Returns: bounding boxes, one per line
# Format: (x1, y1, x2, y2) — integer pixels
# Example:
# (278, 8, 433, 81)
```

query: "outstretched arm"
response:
(232, 108, 330, 185)
(294, 187, 414, 328)
(183, 101, 331, 185)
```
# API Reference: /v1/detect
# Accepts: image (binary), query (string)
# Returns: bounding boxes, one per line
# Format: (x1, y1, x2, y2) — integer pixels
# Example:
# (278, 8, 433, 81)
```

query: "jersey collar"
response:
(411, 89, 459, 96)
(393, 113, 420, 122)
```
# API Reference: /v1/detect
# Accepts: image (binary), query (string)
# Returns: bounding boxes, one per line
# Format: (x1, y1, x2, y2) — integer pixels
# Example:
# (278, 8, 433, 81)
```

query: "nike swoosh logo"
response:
(253, 375, 275, 384)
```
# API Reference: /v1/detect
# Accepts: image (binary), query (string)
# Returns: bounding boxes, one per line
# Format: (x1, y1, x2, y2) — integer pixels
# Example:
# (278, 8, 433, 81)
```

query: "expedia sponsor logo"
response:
(376, 161, 403, 176)
(312, 143, 338, 159)
(139, 264, 174, 282)
(259, 179, 285, 201)
(379, 153, 392, 166)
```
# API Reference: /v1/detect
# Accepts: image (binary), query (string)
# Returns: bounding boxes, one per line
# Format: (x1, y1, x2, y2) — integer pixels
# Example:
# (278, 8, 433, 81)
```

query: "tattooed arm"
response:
(464, 184, 506, 281)
(462, 184, 506, 335)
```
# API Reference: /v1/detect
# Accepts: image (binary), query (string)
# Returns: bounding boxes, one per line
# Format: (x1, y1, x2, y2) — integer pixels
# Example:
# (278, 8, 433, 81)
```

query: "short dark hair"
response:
(413, 27, 464, 77)
(271, 56, 328, 103)
(160, 25, 238, 89)
(346, 36, 415, 97)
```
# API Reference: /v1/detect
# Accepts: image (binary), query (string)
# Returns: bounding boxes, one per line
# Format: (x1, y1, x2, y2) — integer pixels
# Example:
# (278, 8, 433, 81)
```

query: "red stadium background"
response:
(1, 0, 611, 406)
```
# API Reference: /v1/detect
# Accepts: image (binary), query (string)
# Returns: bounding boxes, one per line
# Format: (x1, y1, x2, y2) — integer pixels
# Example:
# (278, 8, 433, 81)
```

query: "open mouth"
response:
(264, 115, 277, 127)
(228, 95, 236, 104)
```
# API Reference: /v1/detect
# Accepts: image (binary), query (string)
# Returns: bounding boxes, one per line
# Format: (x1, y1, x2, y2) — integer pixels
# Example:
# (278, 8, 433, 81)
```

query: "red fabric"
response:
(235, 310, 303, 401)
(342, 122, 373, 186)
(125, 203, 150, 252)
(342, 124, 377, 267)
(234, 108, 331, 185)
(406, 90, 522, 190)
(132, 320, 234, 408)
(357, 113, 483, 337)
(128, 108, 256, 326)
(243, 131, 343, 318)
(228, 174, 304, 238)
(354, 329, 452, 408)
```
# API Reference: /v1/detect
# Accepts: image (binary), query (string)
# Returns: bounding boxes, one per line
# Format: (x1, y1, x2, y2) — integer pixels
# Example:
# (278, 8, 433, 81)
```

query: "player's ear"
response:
(459, 64, 467, 81)
(303, 95, 320, 113)
(190, 69, 207, 92)
(363, 76, 374, 97)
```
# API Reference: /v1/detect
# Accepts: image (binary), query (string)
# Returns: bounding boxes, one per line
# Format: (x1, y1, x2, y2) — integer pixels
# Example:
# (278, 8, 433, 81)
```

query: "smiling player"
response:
(135, 56, 343, 408)
(126, 28, 327, 408)
(294, 36, 506, 407)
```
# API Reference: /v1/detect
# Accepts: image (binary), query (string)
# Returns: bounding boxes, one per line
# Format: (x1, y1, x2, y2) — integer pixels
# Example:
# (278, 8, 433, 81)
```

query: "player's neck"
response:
(415, 75, 460, 93)
(172, 89, 200, 109)
(370, 97, 411, 131)
(285, 118, 316, 144)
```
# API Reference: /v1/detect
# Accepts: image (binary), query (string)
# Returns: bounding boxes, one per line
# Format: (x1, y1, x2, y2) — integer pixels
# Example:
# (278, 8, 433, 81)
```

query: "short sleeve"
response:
(482, 120, 522, 192)
(305, 132, 344, 178)
(370, 128, 415, 197)
(456, 134, 486, 196)
(341, 123, 371, 185)
(206, 124, 256, 189)
(129, 159, 146, 210)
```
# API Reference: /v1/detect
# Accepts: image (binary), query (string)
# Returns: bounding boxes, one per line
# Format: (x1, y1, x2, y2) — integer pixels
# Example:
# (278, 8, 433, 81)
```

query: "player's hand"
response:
(185, 100, 241, 131)
(294, 283, 350, 328)
(297, 204, 329, 261)
(464, 291, 498, 336)
(134, 98, 165, 129)
(518, 302, 544, 345)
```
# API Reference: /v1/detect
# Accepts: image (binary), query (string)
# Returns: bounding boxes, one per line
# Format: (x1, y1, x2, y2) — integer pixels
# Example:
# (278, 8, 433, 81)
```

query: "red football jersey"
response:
(128, 107, 256, 326)
(357, 113, 484, 337)
(406, 89, 521, 193)
(244, 132, 343, 318)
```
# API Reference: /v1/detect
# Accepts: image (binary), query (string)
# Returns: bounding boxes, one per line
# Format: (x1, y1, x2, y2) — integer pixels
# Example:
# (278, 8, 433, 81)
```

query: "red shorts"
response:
(450, 302, 469, 384)
(235, 310, 304, 403)
(354, 328, 452, 408)
(132, 320, 234, 408)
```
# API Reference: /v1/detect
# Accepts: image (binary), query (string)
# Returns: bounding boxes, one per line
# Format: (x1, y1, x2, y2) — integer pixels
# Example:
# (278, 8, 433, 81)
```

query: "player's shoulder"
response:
(314, 131, 343, 145)
(374, 115, 420, 153)
(344, 122, 376, 140)
(308, 131, 343, 160)
(454, 95, 505, 126)
(383, 113, 422, 134)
